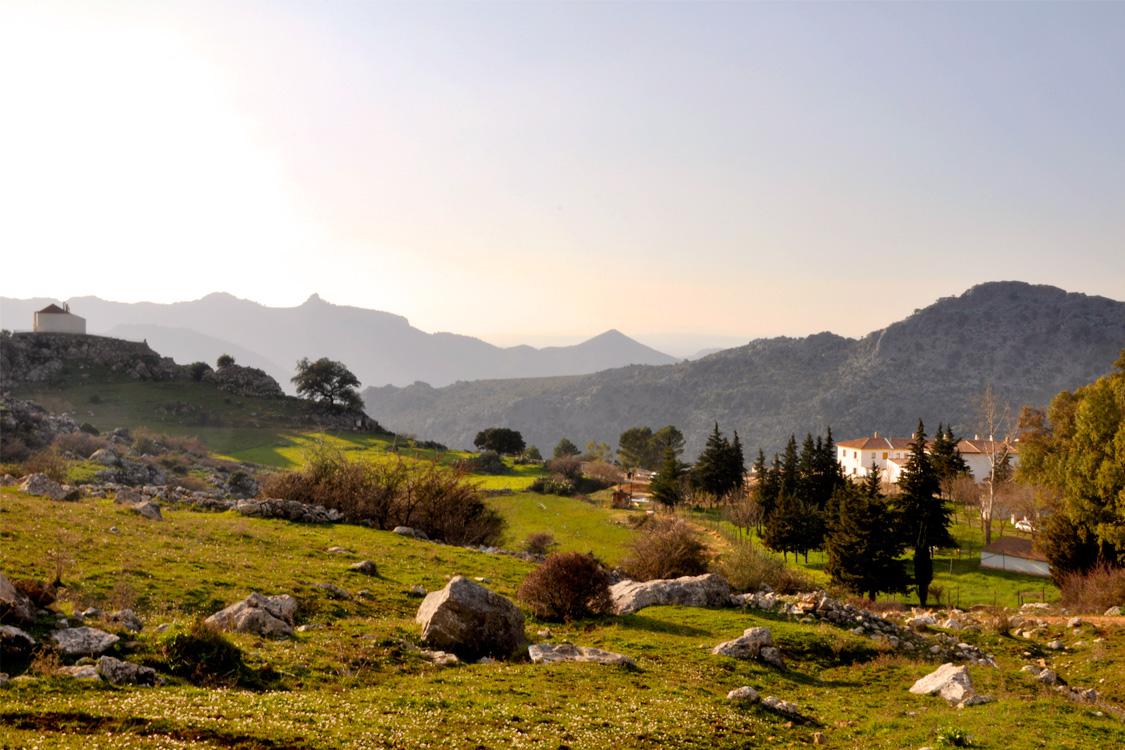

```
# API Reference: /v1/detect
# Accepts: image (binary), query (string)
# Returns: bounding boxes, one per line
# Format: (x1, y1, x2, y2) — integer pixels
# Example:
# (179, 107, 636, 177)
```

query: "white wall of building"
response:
(980, 551, 1050, 578)
(33, 312, 86, 334)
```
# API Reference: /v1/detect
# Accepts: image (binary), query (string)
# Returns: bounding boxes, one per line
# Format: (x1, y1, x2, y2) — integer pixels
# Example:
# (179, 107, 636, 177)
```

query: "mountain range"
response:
(0, 293, 676, 389)
(362, 282, 1125, 457)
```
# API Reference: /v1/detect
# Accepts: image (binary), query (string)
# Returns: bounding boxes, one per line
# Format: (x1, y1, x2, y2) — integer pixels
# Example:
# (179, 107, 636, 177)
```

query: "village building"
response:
(33, 303, 86, 334)
(836, 432, 1019, 483)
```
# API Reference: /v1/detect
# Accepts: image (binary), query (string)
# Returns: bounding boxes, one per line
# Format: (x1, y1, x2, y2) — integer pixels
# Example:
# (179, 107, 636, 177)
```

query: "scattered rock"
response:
(235, 498, 343, 524)
(326, 546, 353, 555)
(311, 583, 351, 600)
(1067, 617, 1083, 629)
(909, 663, 987, 707)
(1021, 664, 1058, 685)
(0, 673, 8, 687)
(762, 695, 803, 718)
(408, 585, 427, 598)
(108, 609, 143, 632)
(130, 501, 163, 521)
(1105, 606, 1122, 617)
(205, 593, 298, 638)
(89, 448, 121, 467)
(712, 627, 784, 668)
(529, 643, 635, 667)
(78, 607, 103, 620)
(0, 572, 36, 625)
(57, 665, 102, 681)
(0, 625, 36, 673)
(813, 732, 827, 745)
(1046, 639, 1065, 651)
(349, 560, 379, 576)
(420, 648, 460, 667)
(51, 627, 120, 658)
(393, 526, 429, 540)
(415, 576, 525, 661)
(726, 685, 760, 704)
(906, 613, 936, 629)
(18, 473, 79, 501)
(610, 573, 731, 615)
(96, 656, 156, 686)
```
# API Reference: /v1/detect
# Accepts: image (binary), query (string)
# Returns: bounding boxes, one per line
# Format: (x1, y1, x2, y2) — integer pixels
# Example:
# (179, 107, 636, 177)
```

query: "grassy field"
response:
(1, 489, 1122, 749)
(485, 492, 638, 564)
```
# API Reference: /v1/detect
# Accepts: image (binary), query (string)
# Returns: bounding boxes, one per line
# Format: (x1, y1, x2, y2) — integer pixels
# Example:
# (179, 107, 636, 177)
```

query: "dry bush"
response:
(583, 460, 623, 485)
(717, 541, 813, 594)
(1059, 565, 1125, 613)
(169, 473, 212, 493)
(523, 532, 558, 557)
(53, 432, 107, 459)
(261, 444, 503, 546)
(22, 449, 68, 482)
(546, 456, 582, 481)
(622, 517, 709, 581)
(517, 552, 613, 622)
(14, 578, 57, 608)
(0, 435, 31, 463)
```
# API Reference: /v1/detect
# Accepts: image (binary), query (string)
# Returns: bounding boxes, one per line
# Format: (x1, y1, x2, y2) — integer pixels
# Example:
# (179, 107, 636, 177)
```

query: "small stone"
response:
(408, 585, 427, 597)
(349, 560, 379, 576)
(1046, 640, 1064, 651)
(96, 656, 156, 686)
(57, 665, 101, 681)
(1067, 617, 1082, 629)
(813, 732, 827, 746)
(326, 546, 352, 555)
(726, 685, 759, 703)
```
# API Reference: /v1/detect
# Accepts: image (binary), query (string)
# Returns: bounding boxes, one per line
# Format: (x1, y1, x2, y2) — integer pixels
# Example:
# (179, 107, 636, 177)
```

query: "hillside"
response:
(364, 282, 1125, 456)
(0, 293, 676, 389)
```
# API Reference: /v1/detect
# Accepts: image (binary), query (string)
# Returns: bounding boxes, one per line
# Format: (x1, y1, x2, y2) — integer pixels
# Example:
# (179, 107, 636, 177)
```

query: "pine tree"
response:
(825, 464, 908, 600)
(930, 423, 969, 494)
(692, 423, 740, 502)
(779, 435, 799, 498)
(893, 420, 955, 606)
(650, 447, 687, 509)
(728, 431, 746, 496)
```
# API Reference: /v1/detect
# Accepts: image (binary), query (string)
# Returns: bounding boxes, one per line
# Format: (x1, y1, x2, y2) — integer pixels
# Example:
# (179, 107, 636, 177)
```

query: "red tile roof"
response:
(36, 303, 68, 314)
(981, 536, 1046, 561)
(957, 438, 1019, 455)
(837, 435, 913, 450)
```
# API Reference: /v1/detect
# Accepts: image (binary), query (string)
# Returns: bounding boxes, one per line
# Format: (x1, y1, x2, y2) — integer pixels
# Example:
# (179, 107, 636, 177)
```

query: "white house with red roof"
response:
(837, 432, 1018, 483)
(33, 303, 86, 334)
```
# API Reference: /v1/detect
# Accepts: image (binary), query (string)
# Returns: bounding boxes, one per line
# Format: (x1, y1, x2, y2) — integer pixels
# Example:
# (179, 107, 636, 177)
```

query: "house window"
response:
(882, 452, 888, 459)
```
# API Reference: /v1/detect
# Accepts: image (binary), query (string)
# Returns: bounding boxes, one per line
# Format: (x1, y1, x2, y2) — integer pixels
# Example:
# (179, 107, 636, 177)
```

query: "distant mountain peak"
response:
(302, 293, 326, 306)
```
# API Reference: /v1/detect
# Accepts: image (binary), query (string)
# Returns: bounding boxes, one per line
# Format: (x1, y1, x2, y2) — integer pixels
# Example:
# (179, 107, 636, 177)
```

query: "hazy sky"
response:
(2, 1, 1123, 353)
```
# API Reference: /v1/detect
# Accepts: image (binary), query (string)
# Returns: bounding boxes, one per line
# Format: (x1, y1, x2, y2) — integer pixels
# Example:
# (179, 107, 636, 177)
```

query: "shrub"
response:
(216, 354, 235, 369)
(935, 726, 973, 748)
(523, 532, 558, 557)
(189, 361, 212, 382)
(717, 542, 814, 594)
(53, 431, 107, 459)
(458, 450, 506, 474)
(261, 444, 504, 546)
(78, 422, 100, 435)
(517, 552, 613, 622)
(546, 456, 582, 481)
(1059, 564, 1125, 613)
(22, 449, 67, 482)
(161, 620, 251, 687)
(528, 475, 576, 496)
(622, 517, 709, 581)
(0, 436, 30, 463)
(583, 460, 622, 486)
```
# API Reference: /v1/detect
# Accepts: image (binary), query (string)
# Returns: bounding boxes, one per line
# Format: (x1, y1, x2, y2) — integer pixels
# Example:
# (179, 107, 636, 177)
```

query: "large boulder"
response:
(909, 663, 987, 707)
(18, 473, 79, 501)
(96, 656, 156, 686)
(89, 448, 121, 467)
(0, 625, 36, 674)
(0, 572, 36, 625)
(528, 643, 635, 667)
(610, 573, 731, 615)
(415, 576, 525, 661)
(51, 626, 120, 658)
(205, 593, 297, 638)
(130, 501, 164, 521)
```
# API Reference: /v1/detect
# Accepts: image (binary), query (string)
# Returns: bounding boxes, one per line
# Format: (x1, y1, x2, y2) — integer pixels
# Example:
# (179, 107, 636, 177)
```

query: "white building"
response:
(837, 432, 1019, 483)
(33, 303, 86, 334)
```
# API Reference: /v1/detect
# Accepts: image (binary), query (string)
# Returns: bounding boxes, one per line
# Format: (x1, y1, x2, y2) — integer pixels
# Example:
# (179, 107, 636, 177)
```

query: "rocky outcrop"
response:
(205, 593, 298, 638)
(51, 627, 120, 658)
(130, 501, 164, 521)
(909, 663, 990, 707)
(0, 572, 36, 625)
(0, 332, 179, 387)
(0, 625, 36, 674)
(712, 627, 785, 669)
(610, 574, 731, 615)
(96, 656, 156, 686)
(0, 396, 79, 453)
(235, 498, 343, 523)
(415, 576, 525, 661)
(207, 364, 284, 399)
(528, 643, 635, 667)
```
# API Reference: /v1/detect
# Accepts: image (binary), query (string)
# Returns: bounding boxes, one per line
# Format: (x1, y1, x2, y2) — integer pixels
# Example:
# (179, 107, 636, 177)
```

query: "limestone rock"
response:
(909, 663, 986, 707)
(311, 582, 350, 600)
(113, 487, 143, 505)
(726, 685, 760, 703)
(18, 473, 79, 501)
(205, 593, 298, 638)
(51, 627, 120, 658)
(609, 573, 731, 615)
(57, 665, 101, 681)
(420, 648, 460, 667)
(761, 695, 803, 718)
(108, 609, 143, 632)
(711, 626, 783, 667)
(0, 625, 36, 674)
(96, 656, 156, 686)
(130, 501, 163, 521)
(0, 572, 36, 625)
(528, 643, 635, 667)
(393, 526, 429, 540)
(1021, 665, 1058, 685)
(89, 448, 121, 467)
(235, 498, 343, 524)
(349, 560, 379, 576)
(1104, 606, 1122, 617)
(415, 576, 525, 661)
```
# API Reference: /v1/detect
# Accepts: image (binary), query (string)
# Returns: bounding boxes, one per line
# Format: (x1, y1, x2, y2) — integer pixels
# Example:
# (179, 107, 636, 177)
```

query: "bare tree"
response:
(976, 383, 1015, 545)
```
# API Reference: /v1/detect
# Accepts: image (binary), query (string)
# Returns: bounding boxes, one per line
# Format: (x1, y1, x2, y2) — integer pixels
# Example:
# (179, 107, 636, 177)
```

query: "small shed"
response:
(980, 536, 1050, 578)
(33, 303, 86, 334)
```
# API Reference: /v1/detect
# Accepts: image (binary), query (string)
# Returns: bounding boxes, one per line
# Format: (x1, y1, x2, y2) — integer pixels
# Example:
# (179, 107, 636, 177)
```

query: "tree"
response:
(975, 385, 1016, 544)
(650, 446, 688, 509)
(691, 423, 742, 502)
(553, 438, 580, 459)
(473, 427, 526, 455)
(292, 357, 362, 409)
(650, 425, 686, 461)
(617, 426, 655, 470)
(763, 491, 820, 562)
(584, 440, 612, 462)
(825, 465, 909, 600)
(930, 424, 970, 501)
(216, 353, 235, 369)
(892, 420, 955, 606)
(522, 445, 543, 462)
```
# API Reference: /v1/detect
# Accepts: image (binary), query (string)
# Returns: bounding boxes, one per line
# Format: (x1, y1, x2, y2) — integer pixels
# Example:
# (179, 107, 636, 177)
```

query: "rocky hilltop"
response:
(364, 282, 1125, 456)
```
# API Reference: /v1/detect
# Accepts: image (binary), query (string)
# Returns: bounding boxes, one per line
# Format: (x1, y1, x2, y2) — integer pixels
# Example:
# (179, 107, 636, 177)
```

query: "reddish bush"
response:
(622, 517, 709, 581)
(1059, 564, 1125, 613)
(517, 552, 612, 622)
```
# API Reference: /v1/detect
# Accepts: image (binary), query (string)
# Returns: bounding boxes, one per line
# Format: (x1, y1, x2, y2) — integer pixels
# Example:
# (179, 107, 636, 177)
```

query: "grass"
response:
(1, 489, 1122, 748)
(485, 492, 638, 564)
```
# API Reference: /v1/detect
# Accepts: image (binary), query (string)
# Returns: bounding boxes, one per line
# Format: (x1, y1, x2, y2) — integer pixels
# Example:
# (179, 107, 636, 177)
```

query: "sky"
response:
(2, 1, 1123, 355)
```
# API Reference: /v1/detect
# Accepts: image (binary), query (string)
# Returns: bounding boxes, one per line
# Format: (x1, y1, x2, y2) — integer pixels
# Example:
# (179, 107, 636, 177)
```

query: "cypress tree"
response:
(825, 464, 908, 600)
(893, 420, 955, 606)
(729, 431, 746, 496)
(650, 446, 687, 509)
(779, 435, 799, 498)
